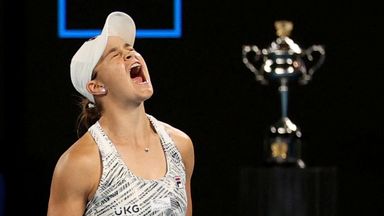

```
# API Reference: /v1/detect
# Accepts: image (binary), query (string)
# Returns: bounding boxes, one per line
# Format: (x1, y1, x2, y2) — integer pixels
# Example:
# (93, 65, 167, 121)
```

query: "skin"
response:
(47, 36, 195, 216)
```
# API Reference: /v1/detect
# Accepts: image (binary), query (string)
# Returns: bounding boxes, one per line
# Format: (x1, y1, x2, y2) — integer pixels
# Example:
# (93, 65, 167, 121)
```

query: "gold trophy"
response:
(242, 21, 325, 168)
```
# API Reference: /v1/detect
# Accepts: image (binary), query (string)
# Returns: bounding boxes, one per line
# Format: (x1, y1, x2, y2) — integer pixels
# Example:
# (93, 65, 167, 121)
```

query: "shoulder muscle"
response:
(48, 132, 100, 215)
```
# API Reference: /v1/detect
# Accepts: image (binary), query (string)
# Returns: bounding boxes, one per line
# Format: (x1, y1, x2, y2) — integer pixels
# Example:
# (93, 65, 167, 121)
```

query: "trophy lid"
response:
(269, 20, 301, 54)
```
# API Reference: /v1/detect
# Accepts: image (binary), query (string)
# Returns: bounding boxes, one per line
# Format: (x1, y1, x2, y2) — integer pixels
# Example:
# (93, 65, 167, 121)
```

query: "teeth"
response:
(131, 63, 141, 68)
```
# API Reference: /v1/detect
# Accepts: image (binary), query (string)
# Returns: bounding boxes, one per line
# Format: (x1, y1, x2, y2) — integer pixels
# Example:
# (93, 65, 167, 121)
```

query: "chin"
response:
(139, 89, 154, 101)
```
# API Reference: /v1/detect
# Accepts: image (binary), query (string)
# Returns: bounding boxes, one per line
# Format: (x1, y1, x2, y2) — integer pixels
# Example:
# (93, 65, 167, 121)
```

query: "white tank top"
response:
(84, 114, 187, 216)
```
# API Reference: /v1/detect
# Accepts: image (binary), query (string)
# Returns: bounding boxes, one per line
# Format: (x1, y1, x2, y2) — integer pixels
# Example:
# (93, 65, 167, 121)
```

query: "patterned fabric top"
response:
(84, 114, 187, 216)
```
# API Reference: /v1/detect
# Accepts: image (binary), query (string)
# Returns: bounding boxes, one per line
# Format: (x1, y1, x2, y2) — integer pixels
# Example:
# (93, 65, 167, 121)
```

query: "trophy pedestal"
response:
(239, 167, 338, 216)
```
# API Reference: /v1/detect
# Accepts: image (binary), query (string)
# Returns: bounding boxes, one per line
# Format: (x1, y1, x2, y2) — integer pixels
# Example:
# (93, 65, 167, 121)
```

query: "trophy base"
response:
(263, 158, 306, 169)
(263, 117, 305, 168)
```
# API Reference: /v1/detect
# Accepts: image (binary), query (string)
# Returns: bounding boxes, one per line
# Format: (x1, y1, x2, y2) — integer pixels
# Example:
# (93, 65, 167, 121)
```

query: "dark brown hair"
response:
(76, 67, 103, 136)
(76, 97, 102, 137)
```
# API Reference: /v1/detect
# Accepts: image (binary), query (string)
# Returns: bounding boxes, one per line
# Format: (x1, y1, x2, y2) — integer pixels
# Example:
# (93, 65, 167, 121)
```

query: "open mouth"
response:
(130, 63, 147, 83)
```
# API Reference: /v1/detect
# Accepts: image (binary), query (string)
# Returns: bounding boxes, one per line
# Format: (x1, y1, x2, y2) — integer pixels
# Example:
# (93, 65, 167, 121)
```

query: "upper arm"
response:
(47, 136, 100, 216)
(178, 135, 195, 181)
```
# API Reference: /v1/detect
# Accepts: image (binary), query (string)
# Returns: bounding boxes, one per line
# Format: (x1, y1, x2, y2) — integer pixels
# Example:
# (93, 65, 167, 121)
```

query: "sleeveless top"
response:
(84, 114, 187, 216)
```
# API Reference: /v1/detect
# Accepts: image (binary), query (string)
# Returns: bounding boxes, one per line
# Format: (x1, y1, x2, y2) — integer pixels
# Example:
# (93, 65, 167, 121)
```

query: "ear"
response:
(86, 80, 108, 96)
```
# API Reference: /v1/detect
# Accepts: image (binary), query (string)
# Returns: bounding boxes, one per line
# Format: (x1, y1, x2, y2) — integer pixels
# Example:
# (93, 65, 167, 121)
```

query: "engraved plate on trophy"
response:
(242, 20, 325, 168)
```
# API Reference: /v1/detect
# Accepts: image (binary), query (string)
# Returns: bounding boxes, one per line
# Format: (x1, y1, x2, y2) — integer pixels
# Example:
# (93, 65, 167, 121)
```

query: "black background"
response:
(1, 0, 384, 215)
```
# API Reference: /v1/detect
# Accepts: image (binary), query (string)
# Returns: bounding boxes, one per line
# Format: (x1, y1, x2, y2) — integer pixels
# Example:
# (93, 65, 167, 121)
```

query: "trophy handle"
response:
(300, 45, 326, 84)
(242, 45, 267, 84)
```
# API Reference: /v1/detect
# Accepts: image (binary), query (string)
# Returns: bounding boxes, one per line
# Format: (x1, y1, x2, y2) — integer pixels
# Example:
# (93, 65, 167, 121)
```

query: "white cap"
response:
(70, 11, 136, 103)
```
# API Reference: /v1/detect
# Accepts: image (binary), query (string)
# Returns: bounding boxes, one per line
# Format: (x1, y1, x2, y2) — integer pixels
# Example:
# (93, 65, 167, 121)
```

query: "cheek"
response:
(113, 65, 129, 81)
(100, 64, 127, 83)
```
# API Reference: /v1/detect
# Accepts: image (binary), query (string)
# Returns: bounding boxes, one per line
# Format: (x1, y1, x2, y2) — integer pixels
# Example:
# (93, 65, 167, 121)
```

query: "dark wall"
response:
(1, 0, 384, 215)
(0, 0, 3, 148)
(1, 0, 28, 215)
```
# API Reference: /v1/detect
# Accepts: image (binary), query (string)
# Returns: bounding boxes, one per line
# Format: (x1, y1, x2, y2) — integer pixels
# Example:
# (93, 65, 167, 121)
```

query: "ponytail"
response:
(76, 97, 102, 137)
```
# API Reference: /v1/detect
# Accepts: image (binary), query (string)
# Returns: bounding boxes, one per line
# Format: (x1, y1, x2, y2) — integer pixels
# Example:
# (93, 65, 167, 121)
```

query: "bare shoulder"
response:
(51, 132, 100, 197)
(48, 132, 100, 214)
(55, 132, 99, 174)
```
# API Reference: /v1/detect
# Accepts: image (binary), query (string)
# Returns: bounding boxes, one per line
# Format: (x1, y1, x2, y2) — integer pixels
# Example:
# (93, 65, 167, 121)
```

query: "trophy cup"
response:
(242, 20, 325, 168)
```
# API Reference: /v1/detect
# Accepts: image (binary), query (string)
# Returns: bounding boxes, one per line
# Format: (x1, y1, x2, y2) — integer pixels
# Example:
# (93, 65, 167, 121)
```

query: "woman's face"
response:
(93, 36, 153, 105)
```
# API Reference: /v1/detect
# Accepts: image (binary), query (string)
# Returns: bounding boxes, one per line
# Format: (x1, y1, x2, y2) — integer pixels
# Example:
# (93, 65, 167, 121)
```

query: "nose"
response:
(124, 51, 134, 61)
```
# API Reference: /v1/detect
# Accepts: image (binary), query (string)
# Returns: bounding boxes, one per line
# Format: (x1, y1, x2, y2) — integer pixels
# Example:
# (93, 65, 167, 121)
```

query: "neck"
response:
(98, 103, 153, 144)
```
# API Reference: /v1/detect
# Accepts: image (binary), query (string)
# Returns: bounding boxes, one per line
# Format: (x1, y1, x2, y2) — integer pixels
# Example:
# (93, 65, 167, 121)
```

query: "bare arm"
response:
(47, 134, 100, 216)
